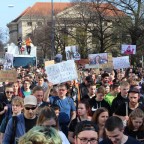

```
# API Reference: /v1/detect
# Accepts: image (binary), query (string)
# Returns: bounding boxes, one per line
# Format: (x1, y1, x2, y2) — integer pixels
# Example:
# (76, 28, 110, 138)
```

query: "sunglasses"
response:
(6, 91, 13, 94)
(25, 106, 37, 110)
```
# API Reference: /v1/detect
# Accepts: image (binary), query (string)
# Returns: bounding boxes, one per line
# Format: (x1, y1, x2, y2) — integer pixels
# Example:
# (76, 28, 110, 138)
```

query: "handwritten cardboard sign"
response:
(0, 70, 17, 82)
(45, 60, 78, 84)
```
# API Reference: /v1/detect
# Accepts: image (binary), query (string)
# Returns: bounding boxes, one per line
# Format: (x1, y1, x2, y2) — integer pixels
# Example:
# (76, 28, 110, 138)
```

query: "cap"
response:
(128, 87, 140, 94)
(24, 95, 37, 106)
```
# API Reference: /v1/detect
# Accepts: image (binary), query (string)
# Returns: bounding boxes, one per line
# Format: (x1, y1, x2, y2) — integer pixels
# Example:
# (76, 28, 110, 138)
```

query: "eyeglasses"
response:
(6, 91, 13, 94)
(25, 106, 37, 110)
(78, 137, 98, 144)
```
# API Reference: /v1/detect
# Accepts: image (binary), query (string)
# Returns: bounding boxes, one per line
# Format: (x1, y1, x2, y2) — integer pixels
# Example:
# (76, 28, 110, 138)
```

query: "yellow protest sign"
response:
(45, 60, 55, 67)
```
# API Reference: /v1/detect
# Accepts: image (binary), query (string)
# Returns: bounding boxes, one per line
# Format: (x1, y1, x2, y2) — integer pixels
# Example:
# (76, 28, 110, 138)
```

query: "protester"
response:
(124, 108, 144, 143)
(82, 83, 96, 101)
(114, 87, 144, 126)
(36, 74, 48, 93)
(66, 80, 78, 107)
(104, 82, 120, 106)
(21, 80, 32, 97)
(0, 96, 23, 143)
(25, 37, 32, 55)
(100, 116, 141, 144)
(36, 106, 70, 144)
(92, 107, 109, 142)
(74, 120, 99, 144)
(32, 86, 49, 109)
(79, 75, 94, 99)
(0, 84, 15, 125)
(2, 95, 38, 144)
(68, 100, 91, 143)
(111, 81, 130, 114)
(46, 83, 76, 137)
(89, 86, 111, 115)
(18, 126, 62, 144)
(12, 82, 22, 97)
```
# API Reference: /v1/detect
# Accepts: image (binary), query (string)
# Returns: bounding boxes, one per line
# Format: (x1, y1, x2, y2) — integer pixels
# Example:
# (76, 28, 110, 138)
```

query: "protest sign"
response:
(100, 53, 113, 72)
(65, 45, 80, 60)
(0, 70, 17, 82)
(113, 56, 130, 69)
(121, 44, 136, 54)
(4, 53, 13, 70)
(45, 60, 55, 67)
(88, 53, 108, 65)
(45, 60, 78, 84)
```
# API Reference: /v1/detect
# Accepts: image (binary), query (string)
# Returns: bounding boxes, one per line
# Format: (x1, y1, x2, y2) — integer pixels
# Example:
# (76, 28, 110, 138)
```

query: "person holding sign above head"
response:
(45, 83, 76, 137)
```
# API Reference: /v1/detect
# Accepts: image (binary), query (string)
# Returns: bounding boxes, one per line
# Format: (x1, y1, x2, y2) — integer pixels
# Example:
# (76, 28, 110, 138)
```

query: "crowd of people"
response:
(0, 65, 144, 144)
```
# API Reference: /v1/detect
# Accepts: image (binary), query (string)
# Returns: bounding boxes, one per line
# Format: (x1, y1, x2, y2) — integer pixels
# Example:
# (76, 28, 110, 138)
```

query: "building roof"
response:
(96, 3, 126, 17)
(12, 7, 31, 22)
(12, 2, 71, 22)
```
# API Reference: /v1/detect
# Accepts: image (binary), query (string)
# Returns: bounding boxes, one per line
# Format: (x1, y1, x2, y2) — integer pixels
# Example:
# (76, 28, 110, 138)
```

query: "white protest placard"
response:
(121, 44, 136, 54)
(113, 56, 130, 69)
(45, 60, 78, 84)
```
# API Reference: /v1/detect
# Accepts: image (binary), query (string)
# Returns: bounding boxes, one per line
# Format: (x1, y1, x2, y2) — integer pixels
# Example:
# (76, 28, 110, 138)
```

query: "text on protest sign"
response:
(0, 70, 17, 82)
(45, 60, 78, 84)
(113, 56, 130, 69)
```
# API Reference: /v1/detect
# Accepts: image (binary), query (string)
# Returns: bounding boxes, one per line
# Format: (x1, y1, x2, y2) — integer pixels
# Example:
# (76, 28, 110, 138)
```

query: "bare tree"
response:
(55, 0, 126, 58)
(107, 0, 144, 64)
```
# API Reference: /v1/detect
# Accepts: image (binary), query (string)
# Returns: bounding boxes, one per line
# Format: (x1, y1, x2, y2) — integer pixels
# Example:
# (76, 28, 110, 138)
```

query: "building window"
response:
(27, 22, 32, 26)
(37, 21, 42, 26)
